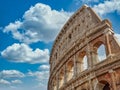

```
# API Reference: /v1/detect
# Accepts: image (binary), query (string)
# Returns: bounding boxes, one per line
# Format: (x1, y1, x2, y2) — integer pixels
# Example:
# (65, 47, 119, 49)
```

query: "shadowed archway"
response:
(95, 80, 111, 90)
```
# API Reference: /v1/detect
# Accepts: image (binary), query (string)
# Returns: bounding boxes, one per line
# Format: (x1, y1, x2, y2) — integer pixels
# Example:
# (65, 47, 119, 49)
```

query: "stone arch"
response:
(93, 41, 107, 64)
(93, 41, 105, 52)
(66, 60, 74, 81)
(77, 51, 88, 72)
(95, 80, 111, 90)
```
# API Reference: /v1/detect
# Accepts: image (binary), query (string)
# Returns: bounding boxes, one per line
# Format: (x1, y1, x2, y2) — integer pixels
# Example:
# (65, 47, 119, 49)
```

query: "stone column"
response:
(64, 65, 67, 84)
(88, 79, 93, 90)
(104, 28, 113, 56)
(109, 70, 117, 90)
(91, 48, 99, 65)
(73, 55, 77, 77)
(86, 43, 93, 68)
(65, 64, 69, 82)
(88, 73, 94, 90)
(76, 52, 83, 73)
(66, 68, 73, 81)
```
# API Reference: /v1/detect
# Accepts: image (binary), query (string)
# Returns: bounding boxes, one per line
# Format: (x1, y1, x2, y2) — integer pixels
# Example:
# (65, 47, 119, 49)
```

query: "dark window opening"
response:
(103, 83, 110, 90)
(69, 34, 72, 39)
(82, 19, 84, 23)
(55, 53, 57, 59)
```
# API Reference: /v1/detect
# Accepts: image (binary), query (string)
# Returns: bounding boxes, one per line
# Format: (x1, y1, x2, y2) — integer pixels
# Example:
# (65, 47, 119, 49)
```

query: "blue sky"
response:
(0, 0, 120, 90)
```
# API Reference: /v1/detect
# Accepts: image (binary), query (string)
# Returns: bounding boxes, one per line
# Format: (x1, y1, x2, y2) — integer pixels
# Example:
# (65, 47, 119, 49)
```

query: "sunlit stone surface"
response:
(48, 5, 120, 90)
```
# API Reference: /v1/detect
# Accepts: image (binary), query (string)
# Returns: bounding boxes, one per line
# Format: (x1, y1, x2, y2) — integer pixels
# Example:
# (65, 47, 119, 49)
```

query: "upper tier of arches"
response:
(50, 5, 102, 65)
(49, 5, 113, 73)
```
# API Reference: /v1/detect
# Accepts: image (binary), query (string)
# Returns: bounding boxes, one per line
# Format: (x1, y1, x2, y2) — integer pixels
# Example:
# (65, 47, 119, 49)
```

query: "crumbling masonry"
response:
(48, 5, 120, 90)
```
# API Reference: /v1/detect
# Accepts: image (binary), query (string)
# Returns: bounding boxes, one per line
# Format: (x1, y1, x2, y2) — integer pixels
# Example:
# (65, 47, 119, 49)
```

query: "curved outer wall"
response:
(48, 5, 120, 90)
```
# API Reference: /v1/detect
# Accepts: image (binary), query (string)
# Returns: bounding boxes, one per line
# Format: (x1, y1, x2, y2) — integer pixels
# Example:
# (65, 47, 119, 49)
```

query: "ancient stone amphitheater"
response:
(48, 5, 120, 90)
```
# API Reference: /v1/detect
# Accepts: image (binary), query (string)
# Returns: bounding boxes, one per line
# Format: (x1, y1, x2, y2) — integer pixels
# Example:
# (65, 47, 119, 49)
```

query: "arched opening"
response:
(95, 80, 110, 90)
(77, 51, 88, 73)
(93, 41, 107, 64)
(103, 83, 110, 90)
(53, 84, 57, 90)
(67, 60, 74, 81)
(83, 55, 88, 70)
(97, 44, 106, 61)
(59, 69, 64, 88)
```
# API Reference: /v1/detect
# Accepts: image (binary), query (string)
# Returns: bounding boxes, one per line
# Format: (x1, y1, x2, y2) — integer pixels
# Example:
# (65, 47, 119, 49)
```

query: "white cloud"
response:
(0, 70, 25, 79)
(93, 0, 120, 15)
(3, 3, 72, 44)
(28, 71, 49, 81)
(0, 70, 24, 89)
(39, 64, 50, 71)
(74, 0, 99, 6)
(11, 80, 22, 84)
(0, 79, 22, 88)
(28, 70, 49, 90)
(82, 0, 99, 3)
(115, 33, 120, 42)
(0, 79, 11, 85)
(1, 43, 49, 64)
(4, 21, 23, 41)
(35, 83, 47, 90)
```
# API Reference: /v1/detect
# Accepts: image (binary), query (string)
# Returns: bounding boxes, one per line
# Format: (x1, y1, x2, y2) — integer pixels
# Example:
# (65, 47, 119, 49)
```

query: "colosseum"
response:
(48, 5, 120, 90)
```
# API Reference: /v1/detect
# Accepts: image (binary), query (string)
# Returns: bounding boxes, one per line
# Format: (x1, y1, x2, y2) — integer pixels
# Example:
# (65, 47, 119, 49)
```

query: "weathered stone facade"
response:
(48, 5, 120, 90)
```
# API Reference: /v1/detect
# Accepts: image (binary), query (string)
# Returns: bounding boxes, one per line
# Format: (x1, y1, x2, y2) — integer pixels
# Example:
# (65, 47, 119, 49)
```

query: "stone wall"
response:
(48, 5, 120, 90)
